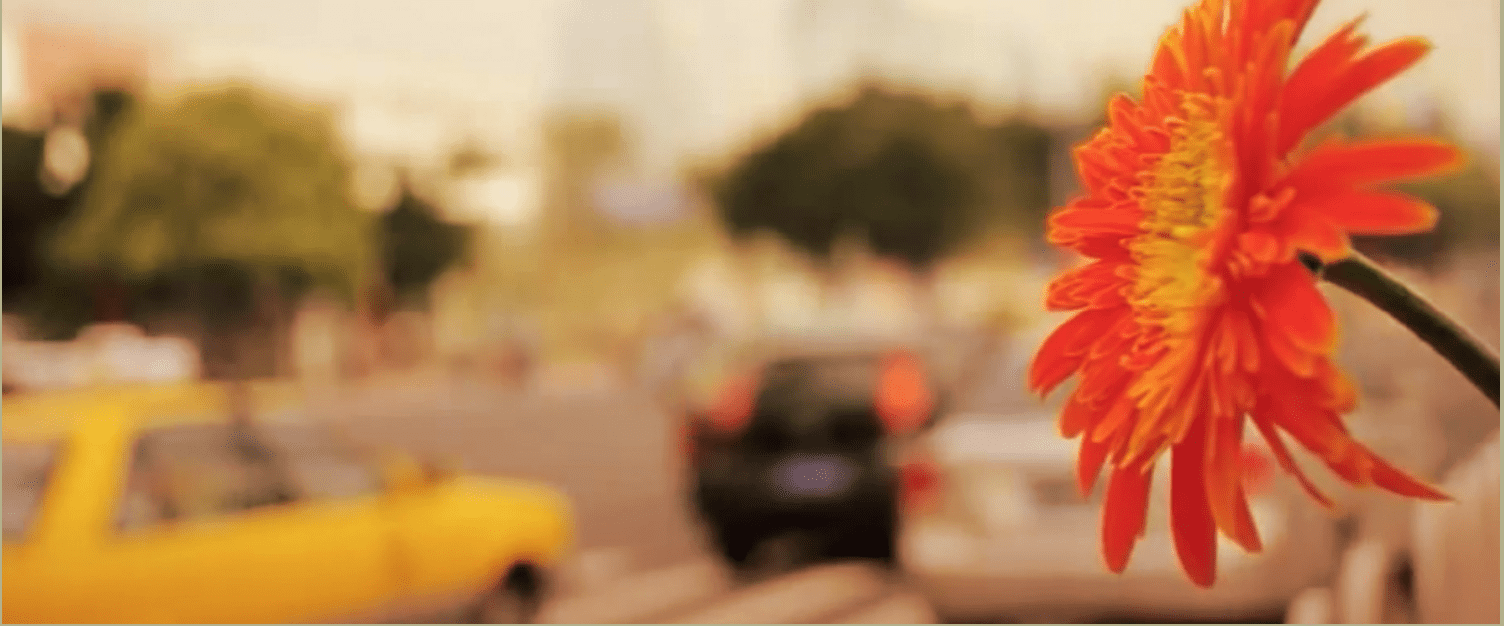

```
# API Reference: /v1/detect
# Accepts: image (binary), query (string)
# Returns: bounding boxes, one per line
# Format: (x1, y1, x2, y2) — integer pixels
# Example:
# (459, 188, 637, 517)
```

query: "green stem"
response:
(1316, 252, 1500, 407)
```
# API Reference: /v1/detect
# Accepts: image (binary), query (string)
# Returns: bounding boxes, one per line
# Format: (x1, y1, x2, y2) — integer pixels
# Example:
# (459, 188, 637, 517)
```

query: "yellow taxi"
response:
(2, 381, 575, 624)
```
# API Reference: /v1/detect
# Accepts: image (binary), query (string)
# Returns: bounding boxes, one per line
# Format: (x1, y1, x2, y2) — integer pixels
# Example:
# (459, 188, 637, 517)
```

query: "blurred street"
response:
(322, 380, 702, 568)
(2, 0, 1497, 622)
(314, 376, 939, 624)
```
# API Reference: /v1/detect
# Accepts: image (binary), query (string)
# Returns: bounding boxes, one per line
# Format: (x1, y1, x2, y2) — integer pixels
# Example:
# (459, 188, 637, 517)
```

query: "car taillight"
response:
(899, 459, 943, 514)
(707, 372, 757, 433)
(875, 350, 935, 436)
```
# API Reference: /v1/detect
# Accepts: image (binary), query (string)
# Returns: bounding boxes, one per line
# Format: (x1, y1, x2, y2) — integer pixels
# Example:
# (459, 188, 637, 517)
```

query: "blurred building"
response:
(1, 22, 155, 130)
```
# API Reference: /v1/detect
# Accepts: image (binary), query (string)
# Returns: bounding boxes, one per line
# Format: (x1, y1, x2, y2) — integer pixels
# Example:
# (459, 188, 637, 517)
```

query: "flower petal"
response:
(1298, 190, 1440, 236)
(1028, 308, 1123, 396)
(1102, 465, 1155, 573)
(1170, 421, 1218, 588)
(1091, 394, 1138, 444)
(1267, 398, 1374, 485)
(1047, 260, 1130, 311)
(1078, 435, 1113, 497)
(1275, 206, 1352, 263)
(1204, 414, 1264, 553)
(1260, 262, 1337, 354)
(1250, 414, 1334, 508)
(1361, 444, 1451, 501)
(1047, 205, 1143, 239)
(1280, 30, 1432, 153)
(1281, 138, 1467, 194)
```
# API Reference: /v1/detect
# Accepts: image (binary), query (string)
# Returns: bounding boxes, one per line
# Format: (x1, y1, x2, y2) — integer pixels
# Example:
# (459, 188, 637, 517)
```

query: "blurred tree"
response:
(4, 89, 141, 339)
(987, 118, 1053, 239)
(50, 82, 375, 378)
(711, 83, 1012, 272)
(3, 128, 76, 310)
(709, 83, 1055, 328)
(379, 180, 474, 309)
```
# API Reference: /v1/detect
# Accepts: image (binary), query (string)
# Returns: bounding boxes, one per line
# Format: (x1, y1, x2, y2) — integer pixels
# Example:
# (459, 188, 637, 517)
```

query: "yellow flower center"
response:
(1112, 99, 1235, 460)
(1128, 102, 1231, 336)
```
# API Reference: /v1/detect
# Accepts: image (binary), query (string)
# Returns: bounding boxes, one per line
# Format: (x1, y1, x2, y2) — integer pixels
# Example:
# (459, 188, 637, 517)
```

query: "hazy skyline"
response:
(6, 0, 1498, 168)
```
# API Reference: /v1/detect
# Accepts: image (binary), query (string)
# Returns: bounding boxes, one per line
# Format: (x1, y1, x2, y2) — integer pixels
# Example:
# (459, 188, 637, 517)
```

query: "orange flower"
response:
(1028, 0, 1461, 588)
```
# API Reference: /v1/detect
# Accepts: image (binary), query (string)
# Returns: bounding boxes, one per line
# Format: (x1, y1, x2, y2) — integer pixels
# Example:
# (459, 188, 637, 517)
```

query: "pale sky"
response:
(6, 0, 1499, 167)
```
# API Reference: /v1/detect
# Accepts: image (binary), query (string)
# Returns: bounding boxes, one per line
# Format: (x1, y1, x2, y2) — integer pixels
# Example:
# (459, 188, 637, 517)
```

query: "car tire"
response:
(468, 573, 542, 624)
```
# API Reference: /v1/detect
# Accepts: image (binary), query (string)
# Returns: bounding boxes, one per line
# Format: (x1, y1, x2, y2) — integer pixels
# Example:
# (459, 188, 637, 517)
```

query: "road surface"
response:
(316, 379, 700, 566)
(537, 557, 936, 624)
(306, 378, 942, 623)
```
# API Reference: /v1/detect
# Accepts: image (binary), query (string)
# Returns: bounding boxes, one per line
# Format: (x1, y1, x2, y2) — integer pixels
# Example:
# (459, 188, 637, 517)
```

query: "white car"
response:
(896, 415, 1342, 623)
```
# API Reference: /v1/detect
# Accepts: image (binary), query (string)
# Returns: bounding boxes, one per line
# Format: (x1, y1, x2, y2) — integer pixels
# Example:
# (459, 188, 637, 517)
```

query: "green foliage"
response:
(379, 184, 474, 306)
(711, 82, 1045, 270)
(3, 128, 74, 305)
(51, 82, 374, 296)
(986, 118, 1054, 238)
(4, 89, 140, 332)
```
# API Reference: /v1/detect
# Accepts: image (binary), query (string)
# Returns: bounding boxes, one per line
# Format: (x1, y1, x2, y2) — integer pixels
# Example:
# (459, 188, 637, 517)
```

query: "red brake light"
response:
(875, 351, 934, 436)
(708, 373, 757, 433)
(899, 459, 943, 513)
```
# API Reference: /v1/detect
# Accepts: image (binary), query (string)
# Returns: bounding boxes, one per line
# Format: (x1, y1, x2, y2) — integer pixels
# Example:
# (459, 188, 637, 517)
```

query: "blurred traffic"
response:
(2, 0, 1499, 623)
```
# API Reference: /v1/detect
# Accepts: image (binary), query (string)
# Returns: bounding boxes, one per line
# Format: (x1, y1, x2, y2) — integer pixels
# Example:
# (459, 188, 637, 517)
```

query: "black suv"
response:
(683, 348, 943, 572)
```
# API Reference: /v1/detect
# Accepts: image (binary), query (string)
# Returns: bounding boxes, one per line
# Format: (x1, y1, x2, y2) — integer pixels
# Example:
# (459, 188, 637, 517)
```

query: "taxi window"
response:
(115, 420, 385, 531)
(258, 422, 383, 501)
(117, 422, 299, 531)
(3, 440, 62, 540)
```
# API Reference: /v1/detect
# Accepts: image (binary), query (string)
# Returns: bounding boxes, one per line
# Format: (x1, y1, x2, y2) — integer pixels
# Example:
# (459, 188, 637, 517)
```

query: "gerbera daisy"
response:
(1028, 0, 1462, 588)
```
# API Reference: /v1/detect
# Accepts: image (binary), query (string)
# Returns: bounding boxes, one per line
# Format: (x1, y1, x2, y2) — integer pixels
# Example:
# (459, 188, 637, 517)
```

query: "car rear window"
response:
(748, 372, 888, 451)
(3, 440, 63, 540)
(257, 422, 383, 501)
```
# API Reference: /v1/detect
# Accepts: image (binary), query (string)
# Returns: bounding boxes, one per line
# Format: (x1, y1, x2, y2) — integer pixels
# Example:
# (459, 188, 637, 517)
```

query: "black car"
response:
(682, 347, 944, 573)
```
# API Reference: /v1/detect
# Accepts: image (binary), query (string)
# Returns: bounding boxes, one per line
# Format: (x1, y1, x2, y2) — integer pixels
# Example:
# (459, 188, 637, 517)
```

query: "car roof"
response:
(754, 355, 883, 407)
(2, 380, 305, 443)
(746, 335, 934, 363)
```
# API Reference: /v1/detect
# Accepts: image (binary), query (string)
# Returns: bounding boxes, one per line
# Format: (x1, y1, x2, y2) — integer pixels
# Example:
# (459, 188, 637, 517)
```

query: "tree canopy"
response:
(3, 127, 77, 306)
(711, 83, 1043, 270)
(5, 90, 141, 336)
(379, 181, 474, 307)
(51, 82, 375, 295)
